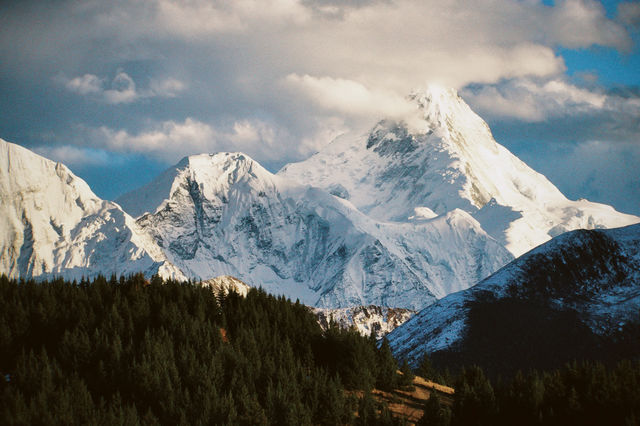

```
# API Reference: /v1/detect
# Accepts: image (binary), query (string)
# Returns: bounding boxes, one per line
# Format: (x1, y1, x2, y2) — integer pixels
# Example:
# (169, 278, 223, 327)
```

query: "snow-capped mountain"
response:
(202, 275, 252, 297)
(3, 85, 636, 315)
(313, 305, 416, 340)
(279, 86, 639, 256)
(0, 138, 184, 280)
(118, 152, 511, 309)
(387, 223, 640, 371)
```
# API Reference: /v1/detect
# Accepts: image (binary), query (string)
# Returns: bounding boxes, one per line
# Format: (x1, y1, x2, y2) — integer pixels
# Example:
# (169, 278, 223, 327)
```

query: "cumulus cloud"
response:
(33, 145, 113, 166)
(543, 0, 632, 50)
(84, 118, 301, 164)
(103, 71, 138, 104)
(65, 74, 104, 95)
(10, 0, 631, 96)
(461, 78, 638, 125)
(62, 71, 186, 104)
(283, 74, 415, 119)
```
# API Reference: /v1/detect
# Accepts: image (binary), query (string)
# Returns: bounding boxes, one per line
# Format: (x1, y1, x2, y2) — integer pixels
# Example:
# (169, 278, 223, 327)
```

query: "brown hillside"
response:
(353, 373, 454, 425)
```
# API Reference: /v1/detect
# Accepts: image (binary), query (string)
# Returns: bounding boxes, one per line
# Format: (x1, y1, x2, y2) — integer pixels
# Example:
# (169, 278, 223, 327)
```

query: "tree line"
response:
(1, 274, 638, 425)
(0, 274, 406, 425)
(417, 354, 640, 426)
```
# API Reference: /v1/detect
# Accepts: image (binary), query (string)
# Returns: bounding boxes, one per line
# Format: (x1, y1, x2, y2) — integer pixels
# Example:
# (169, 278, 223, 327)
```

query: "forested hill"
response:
(0, 275, 405, 425)
(2, 275, 640, 425)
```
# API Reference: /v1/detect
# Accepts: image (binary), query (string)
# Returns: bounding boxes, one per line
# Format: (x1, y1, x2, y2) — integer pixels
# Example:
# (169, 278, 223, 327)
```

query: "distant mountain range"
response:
(2, 85, 637, 312)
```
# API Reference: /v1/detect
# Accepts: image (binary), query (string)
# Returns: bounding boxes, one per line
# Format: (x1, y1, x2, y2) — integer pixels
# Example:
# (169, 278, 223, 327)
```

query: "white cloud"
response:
(33, 145, 112, 166)
(283, 74, 415, 119)
(123, 0, 631, 53)
(149, 77, 186, 98)
(544, 0, 632, 50)
(62, 71, 186, 104)
(460, 78, 637, 122)
(103, 70, 138, 104)
(97, 118, 215, 157)
(65, 74, 104, 95)
(36, 0, 628, 100)
(87, 117, 299, 164)
(150, 0, 311, 37)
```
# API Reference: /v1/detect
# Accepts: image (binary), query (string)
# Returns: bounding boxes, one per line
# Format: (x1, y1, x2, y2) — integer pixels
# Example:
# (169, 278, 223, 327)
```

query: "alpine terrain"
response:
(1, 85, 637, 315)
(279, 86, 638, 257)
(117, 152, 510, 309)
(387, 223, 640, 374)
(0, 138, 185, 281)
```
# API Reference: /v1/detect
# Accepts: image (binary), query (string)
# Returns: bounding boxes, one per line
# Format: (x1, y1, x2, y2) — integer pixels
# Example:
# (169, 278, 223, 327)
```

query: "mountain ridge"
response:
(122, 150, 510, 309)
(279, 86, 638, 256)
(387, 222, 640, 373)
(2, 85, 637, 313)
(0, 138, 185, 281)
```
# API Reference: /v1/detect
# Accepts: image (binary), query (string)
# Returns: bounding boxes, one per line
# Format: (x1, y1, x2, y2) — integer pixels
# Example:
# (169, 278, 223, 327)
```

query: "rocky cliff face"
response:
(313, 305, 416, 340)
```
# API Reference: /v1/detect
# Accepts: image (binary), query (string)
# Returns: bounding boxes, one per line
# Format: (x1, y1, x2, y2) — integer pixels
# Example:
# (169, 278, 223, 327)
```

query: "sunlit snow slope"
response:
(279, 86, 639, 256)
(118, 152, 511, 309)
(0, 138, 184, 280)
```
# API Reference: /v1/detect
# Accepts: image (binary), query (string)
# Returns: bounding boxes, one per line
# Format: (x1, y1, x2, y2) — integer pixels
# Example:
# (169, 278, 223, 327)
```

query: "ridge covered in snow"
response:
(0, 138, 184, 281)
(279, 86, 638, 256)
(387, 223, 640, 366)
(313, 305, 416, 340)
(119, 152, 511, 309)
(201, 275, 252, 297)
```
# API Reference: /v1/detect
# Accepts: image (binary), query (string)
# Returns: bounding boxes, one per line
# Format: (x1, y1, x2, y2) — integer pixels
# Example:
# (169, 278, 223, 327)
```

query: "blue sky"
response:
(0, 0, 638, 215)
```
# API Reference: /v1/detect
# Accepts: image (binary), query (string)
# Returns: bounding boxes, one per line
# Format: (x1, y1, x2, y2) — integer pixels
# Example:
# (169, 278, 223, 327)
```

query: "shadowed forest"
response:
(1, 275, 639, 425)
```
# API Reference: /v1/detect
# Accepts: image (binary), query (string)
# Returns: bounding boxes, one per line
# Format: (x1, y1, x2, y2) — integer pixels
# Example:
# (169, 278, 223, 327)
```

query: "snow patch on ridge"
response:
(313, 305, 416, 339)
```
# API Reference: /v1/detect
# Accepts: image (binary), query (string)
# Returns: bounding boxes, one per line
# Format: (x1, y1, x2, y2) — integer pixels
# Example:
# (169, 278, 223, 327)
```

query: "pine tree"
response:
(419, 393, 451, 426)
(417, 352, 436, 380)
(399, 359, 415, 389)
(376, 338, 398, 391)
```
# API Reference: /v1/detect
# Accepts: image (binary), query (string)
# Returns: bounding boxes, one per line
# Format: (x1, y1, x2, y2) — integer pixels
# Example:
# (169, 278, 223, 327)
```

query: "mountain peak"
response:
(118, 151, 282, 219)
(182, 152, 277, 195)
(184, 152, 268, 180)
(279, 88, 639, 256)
(0, 137, 183, 280)
(406, 85, 485, 134)
(409, 84, 460, 108)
